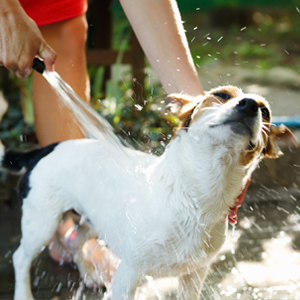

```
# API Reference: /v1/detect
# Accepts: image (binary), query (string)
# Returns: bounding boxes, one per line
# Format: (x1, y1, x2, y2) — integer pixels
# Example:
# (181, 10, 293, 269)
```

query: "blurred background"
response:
(0, 0, 300, 299)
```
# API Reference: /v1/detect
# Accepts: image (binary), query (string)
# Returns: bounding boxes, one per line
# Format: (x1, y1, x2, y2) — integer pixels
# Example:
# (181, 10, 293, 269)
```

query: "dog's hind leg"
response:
(111, 262, 140, 300)
(177, 267, 208, 300)
(13, 196, 62, 300)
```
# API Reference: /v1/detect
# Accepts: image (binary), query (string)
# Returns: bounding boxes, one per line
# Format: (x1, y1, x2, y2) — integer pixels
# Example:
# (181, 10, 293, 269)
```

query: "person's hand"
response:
(0, 0, 56, 77)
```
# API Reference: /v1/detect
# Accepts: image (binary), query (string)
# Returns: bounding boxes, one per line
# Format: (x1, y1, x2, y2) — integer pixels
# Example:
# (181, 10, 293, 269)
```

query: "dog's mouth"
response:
(225, 120, 259, 151)
(210, 119, 258, 151)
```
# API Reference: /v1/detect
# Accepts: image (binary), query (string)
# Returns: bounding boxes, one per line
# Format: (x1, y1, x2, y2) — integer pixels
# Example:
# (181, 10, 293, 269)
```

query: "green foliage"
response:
(185, 7, 300, 71)
(21, 74, 34, 125)
(214, 0, 239, 8)
(91, 70, 178, 155)
(89, 65, 105, 99)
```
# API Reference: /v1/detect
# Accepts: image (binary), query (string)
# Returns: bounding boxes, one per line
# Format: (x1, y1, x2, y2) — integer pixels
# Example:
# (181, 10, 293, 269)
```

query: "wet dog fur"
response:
(0, 86, 298, 300)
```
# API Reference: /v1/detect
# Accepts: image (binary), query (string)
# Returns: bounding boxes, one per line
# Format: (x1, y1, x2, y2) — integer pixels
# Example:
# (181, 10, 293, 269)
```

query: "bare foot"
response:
(82, 239, 119, 283)
(48, 216, 118, 287)
(48, 232, 73, 264)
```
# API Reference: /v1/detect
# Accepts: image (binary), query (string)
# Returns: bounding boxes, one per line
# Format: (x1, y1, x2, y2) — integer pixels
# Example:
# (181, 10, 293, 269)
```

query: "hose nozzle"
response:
(32, 57, 45, 74)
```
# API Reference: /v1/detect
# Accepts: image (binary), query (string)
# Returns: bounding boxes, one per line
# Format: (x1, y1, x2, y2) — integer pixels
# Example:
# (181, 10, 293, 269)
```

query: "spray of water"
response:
(43, 70, 117, 141)
(42, 70, 131, 163)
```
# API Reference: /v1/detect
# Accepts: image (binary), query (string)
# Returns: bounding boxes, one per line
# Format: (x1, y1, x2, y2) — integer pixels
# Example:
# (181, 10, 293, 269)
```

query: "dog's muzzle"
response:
(235, 98, 258, 118)
(226, 98, 259, 138)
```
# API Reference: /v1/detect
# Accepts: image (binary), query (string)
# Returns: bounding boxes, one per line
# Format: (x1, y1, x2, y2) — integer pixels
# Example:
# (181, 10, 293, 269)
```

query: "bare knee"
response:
(40, 14, 88, 55)
(59, 15, 88, 51)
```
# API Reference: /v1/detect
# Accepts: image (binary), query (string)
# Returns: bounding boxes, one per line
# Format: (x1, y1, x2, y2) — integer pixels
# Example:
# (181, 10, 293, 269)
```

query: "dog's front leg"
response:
(177, 267, 208, 300)
(111, 262, 140, 300)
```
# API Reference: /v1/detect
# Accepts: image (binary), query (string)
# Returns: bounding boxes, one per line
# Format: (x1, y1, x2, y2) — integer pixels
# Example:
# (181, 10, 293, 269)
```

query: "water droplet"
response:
(56, 282, 62, 293)
(4, 250, 11, 258)
(33, 276, 40, 286)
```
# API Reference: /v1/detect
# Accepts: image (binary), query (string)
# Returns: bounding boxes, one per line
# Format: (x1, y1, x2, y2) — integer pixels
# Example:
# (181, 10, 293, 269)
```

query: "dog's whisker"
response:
(269, 122, 279, 126)
(258, 134, 264, 147)
(262, 127, 270, 133)
(214, 100, 223, 106)
(201, 106, 219, 112)
(262, 124, 270, 132)
(261, 128, 268, 136)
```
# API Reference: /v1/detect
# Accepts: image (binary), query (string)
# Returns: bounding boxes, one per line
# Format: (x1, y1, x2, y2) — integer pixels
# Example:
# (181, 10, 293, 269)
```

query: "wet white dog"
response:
(0, 86, 297, 300)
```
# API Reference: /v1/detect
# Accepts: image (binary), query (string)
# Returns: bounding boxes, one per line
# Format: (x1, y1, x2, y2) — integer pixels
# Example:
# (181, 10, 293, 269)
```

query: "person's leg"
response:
(33, 14, 89, 147)
(32, 13, 89, 263)
(32, 14, 118, 284)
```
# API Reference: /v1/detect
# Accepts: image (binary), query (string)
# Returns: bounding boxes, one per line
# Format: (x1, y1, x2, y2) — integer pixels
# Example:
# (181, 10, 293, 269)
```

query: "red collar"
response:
(228, 179, 251, 225)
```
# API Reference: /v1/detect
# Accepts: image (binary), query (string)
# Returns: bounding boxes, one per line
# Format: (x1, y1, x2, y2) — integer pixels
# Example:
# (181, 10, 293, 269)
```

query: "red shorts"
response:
(19, 0, 88, 27)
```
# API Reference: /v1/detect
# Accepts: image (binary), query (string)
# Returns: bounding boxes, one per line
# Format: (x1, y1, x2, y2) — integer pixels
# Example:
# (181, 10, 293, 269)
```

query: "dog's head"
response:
(166, 85, 298, 166)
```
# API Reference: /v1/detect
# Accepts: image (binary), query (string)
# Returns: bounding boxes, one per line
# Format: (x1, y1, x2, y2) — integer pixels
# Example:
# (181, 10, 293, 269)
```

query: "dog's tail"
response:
(0, 92, 58, 173)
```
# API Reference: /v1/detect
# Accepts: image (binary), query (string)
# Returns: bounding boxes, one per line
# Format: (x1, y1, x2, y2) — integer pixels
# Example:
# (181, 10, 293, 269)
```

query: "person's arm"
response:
(120, 0, 203, 96)
(0, 0, 56, 77)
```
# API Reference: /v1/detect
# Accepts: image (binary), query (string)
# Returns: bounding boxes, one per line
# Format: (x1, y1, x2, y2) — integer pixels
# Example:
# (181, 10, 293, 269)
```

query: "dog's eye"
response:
(260, 107, 270, 121)
(213, 92, 231, 101)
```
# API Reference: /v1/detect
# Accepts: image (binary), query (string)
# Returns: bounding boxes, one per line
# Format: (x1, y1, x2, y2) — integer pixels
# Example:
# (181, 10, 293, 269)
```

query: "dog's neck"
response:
(150, 130, 248, 225)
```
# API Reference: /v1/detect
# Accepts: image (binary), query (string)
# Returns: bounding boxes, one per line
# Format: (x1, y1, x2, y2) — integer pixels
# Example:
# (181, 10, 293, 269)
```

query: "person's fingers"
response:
(17, 56, 34, 77)
(39, 43, 57, 72)
(2, 56, 18, 72)
(16, 67, 32, 78)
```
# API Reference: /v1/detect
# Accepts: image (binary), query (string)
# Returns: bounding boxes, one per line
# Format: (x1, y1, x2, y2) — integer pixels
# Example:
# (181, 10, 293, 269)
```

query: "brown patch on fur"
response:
(166, 86, 244, 130)
(192, 86, 242, 123)
(165, 86, 298, 164)
(265, 125, 299, 158)
(165, 94, 196, 115)
(165, 94, 200, 131)
(239, 150, 259, 166)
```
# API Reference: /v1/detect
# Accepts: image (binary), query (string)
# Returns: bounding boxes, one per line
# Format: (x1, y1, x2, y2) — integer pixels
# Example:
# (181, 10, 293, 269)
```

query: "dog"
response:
(0, 86, 298, 300)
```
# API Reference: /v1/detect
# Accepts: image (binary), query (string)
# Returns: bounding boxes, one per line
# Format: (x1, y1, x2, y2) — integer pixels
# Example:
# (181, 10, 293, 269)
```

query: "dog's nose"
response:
(236, 98, 258, 116)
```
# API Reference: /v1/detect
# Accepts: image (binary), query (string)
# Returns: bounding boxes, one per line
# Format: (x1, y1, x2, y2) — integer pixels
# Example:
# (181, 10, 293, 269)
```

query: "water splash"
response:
(42, 70, 130, 163)
(145, 276, 164, 300)
(43, 71, 113, 140)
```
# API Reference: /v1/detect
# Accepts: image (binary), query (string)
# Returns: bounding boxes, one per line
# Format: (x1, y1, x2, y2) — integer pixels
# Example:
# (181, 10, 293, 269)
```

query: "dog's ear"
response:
(265, 124, 299, 158)
(165, 94, 199, 122)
